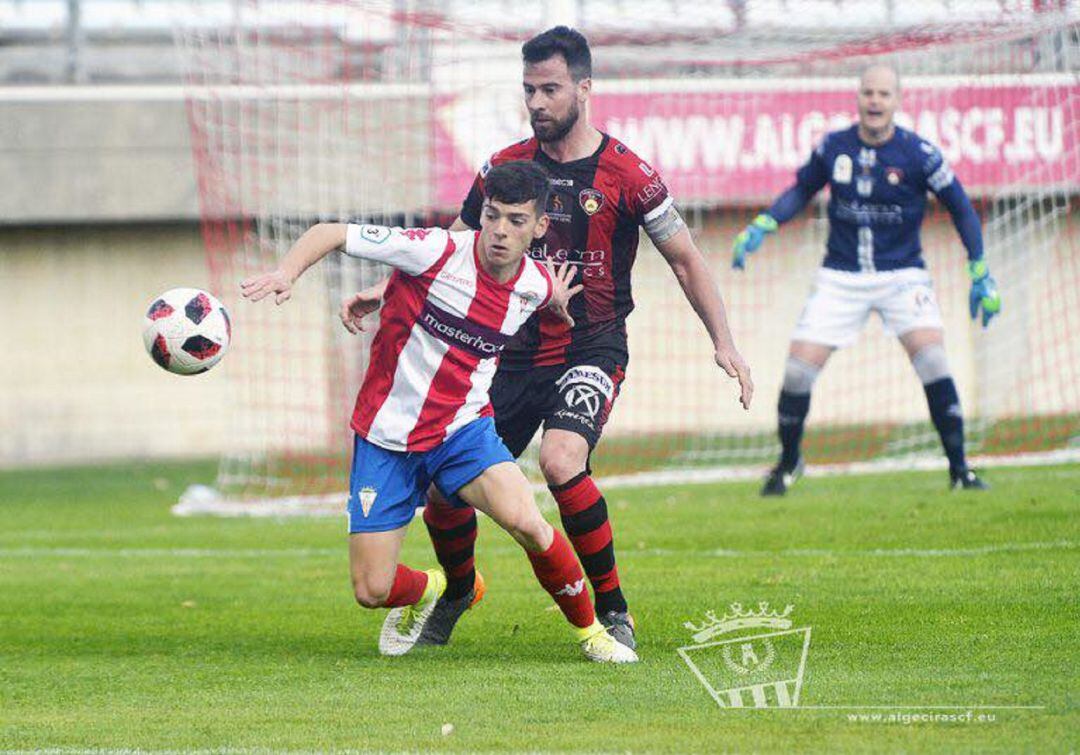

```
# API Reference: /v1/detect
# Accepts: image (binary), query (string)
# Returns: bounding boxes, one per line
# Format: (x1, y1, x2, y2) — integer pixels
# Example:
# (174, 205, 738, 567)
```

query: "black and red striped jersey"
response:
(460, 133, 673, 370)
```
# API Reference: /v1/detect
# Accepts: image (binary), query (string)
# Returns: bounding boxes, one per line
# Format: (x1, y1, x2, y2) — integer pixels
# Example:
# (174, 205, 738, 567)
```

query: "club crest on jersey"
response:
(832, 155, 852, 184)
(579, 188, 605, 215)
(358, 486, 377, 517)
(886, 167, 904, 185)
(518, 290, 540, 313)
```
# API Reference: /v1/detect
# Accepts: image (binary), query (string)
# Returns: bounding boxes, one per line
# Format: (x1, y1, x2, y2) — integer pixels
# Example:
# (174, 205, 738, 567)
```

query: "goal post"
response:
(173, 1, 1080, 514)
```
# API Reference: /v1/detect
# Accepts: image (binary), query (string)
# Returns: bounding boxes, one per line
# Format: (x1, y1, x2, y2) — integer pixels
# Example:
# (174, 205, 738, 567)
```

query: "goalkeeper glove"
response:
(968, 259, 1001, 328)
(732, 213, 778, 270)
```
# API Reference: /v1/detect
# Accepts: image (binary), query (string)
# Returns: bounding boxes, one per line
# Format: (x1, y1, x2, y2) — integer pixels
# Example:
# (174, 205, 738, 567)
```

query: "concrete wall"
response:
(0, 88, 429, 468)
(0, 222, 341, 467)
(1, 224, 224, 464)
(0, 88, 431, 466)
(0, 91, 199, 223)
(0, 88, 433, 224)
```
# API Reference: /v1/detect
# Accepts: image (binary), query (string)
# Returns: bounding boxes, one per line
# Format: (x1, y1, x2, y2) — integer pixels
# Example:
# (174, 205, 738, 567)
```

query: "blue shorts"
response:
(347, 416, 514, 533)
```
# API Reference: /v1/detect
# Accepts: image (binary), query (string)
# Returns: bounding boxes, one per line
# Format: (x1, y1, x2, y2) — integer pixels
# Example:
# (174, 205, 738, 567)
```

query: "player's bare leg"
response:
(458, 461, 637, 663)
(900, 328, 987, 490)
(349, 528, 406, 608)
(350, 528, 447, 656)
(763, 340, 834, 497)
(539, 428, 635, 649)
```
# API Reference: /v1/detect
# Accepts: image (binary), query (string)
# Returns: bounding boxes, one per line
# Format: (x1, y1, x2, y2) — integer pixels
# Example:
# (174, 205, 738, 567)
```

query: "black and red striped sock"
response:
(423, 497, 478, 600)
(549, 472, 627, 615)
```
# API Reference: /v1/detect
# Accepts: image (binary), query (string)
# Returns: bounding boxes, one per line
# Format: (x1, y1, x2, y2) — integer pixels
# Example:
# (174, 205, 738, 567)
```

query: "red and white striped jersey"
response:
(344, 224, 553, 452)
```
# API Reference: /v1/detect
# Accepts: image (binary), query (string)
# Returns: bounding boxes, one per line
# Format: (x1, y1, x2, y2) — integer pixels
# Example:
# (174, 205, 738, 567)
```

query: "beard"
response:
(530, 100, 580, 144)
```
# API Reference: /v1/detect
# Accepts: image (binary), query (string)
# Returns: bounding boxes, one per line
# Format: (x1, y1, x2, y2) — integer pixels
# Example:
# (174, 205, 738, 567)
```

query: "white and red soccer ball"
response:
(142, 288, 231, 375)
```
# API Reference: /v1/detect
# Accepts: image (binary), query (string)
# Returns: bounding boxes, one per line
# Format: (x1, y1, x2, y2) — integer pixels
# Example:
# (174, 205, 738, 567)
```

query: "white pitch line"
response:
(654, 539, 1078, 559)
(2, 751, 361, 755)
(596, 448, 1080, 490)
(3, 751, 439, 755)
(765, 704, 1048, 710)
(0, 546, 341, 559)
(0, 540, 1072, 560)
(168, 449, 1080, 518)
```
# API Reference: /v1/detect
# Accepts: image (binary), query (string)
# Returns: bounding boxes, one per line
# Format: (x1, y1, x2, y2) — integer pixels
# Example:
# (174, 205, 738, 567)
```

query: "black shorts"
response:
(490, 353, 627, 459)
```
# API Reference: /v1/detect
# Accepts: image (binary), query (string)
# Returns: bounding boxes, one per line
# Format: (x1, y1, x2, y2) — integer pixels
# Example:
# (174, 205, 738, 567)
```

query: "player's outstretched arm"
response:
(734, 143, 829, 270)
(932, 171, 1002, 328)
(543, 259, 584, 328)
(241, 222, 348, 305)
(656, 227, 754, 410)
(339, 217, 473, 334)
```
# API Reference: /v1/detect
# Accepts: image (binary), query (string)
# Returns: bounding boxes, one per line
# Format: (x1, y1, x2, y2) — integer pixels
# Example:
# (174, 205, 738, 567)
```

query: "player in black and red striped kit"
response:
(458, 131, 667, 450)
(350, 27, 753, 654)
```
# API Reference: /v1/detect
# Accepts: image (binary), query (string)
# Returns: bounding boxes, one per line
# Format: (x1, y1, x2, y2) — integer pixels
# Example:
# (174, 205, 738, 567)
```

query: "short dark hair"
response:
(483, 160, 550, 214)
(522, 26, 592, 81)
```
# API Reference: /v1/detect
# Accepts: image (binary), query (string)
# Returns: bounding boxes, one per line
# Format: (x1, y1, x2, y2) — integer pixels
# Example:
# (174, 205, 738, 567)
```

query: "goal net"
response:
(173, 0, 1080, 514)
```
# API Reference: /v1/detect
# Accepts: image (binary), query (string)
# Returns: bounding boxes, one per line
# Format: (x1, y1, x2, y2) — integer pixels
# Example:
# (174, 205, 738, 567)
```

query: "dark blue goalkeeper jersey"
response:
(769, 125, 983, 272)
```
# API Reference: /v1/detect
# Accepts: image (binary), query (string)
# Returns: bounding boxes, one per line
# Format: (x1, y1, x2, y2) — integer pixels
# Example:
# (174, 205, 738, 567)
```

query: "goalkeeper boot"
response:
(951, 468, 989, 491)
(416, 571, 486, 647)
(599, 610, 636, 651)
(578, 621, 639, 663)
(378, 568, 446, 657)
(761, 457, 804, 497)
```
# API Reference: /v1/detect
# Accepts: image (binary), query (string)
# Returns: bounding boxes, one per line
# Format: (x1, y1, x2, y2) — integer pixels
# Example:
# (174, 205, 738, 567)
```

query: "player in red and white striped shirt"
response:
(342, 27, 754, 654)
(241, 161, 637, 662)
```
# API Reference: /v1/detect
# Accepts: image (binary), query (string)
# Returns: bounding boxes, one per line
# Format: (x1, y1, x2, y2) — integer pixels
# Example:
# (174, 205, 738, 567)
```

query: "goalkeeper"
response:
(732, 64, 1000, 495)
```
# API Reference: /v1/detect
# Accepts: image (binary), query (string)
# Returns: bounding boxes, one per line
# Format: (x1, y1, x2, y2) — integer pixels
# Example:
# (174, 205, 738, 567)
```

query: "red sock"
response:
(526, 530, 595, 629)
(384, 564, 428, 607)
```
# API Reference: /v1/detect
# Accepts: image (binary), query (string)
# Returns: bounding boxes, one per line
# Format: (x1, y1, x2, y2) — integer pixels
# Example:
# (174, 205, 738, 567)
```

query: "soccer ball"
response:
(143, 288, 231, 375)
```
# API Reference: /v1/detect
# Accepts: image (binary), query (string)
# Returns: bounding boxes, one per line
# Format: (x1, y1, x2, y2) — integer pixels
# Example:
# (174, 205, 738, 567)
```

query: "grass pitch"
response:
(1, 460, 1077, 752)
